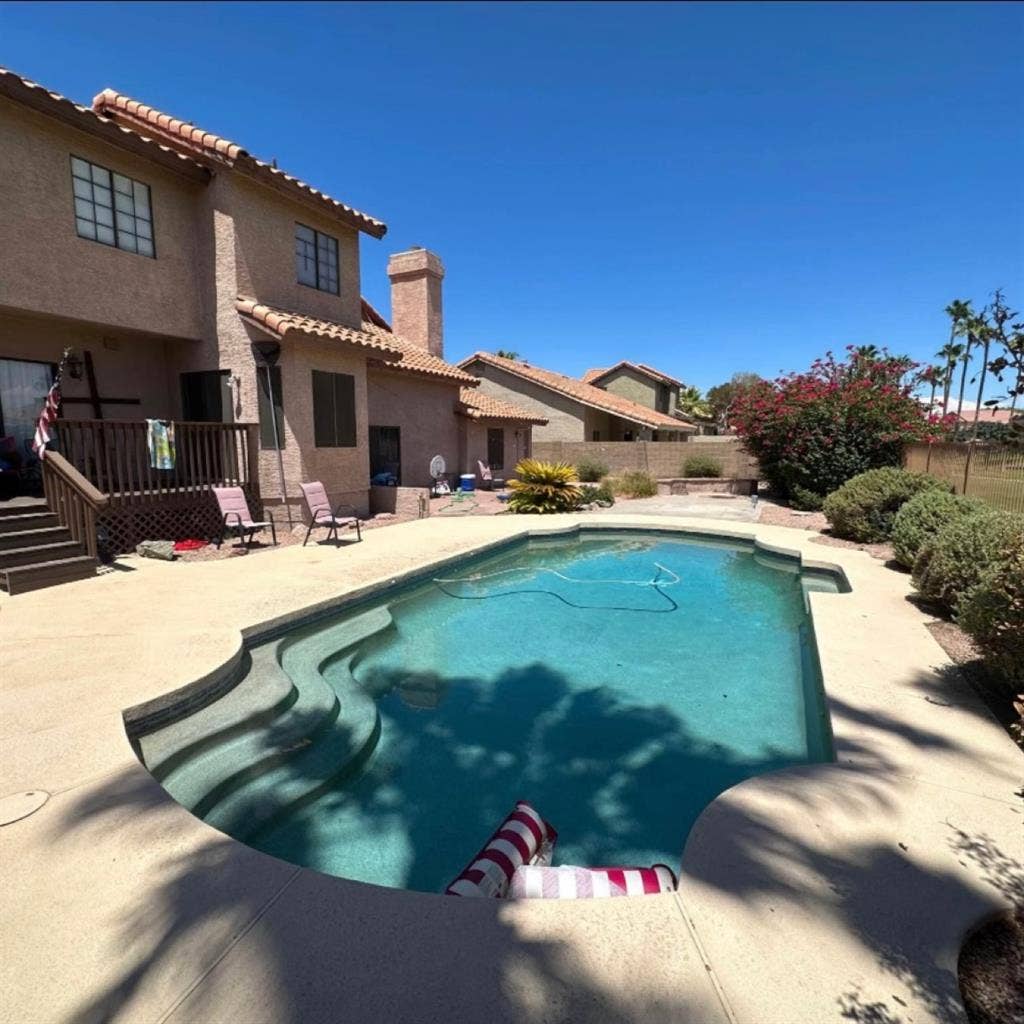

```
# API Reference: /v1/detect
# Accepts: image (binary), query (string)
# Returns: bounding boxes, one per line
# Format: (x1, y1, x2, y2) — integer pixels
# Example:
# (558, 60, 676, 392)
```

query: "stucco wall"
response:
(461, 419, 532, 480)
(257, 333, 371, 518)
(600, 368, 658, 409)
(461, 361, 587, 442)
(0, 99, 205, 340)
(0, 309, 186, 423)
(366, 370, 461, 487)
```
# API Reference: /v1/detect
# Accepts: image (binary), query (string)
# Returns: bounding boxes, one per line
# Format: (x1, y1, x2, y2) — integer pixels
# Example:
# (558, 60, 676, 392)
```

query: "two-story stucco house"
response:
(0, 68, 542, 541)
(582, 361, 685, 419)
(457, 353, 694, 443)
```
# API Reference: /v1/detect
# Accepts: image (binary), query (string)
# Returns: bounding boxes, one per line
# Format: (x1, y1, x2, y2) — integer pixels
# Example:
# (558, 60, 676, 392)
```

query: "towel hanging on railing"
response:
(146, 419, 176, 470)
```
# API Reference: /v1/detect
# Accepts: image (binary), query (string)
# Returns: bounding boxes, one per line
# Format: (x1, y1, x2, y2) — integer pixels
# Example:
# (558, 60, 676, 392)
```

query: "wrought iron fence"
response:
(904, 442, 1024, 513)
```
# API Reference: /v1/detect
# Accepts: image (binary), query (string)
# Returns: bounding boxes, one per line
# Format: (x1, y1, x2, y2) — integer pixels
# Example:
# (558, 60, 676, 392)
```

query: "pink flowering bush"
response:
(729, 347, 955, 504)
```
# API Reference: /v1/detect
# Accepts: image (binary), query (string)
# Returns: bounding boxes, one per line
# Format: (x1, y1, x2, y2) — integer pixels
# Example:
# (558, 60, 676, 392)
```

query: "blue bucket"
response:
(459, 474, 475, 493)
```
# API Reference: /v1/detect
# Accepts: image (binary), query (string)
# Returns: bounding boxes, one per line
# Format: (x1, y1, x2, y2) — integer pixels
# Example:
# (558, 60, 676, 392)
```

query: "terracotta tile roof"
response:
(356, 297, 477, 384)
(957, 407, 1019, 425)
(581, 367, 607, 384)
(237, 296, 477, 384)
(457, 389, 548, 424)
(0, 67, 209, 180)
(92, 89, 386, 238)
(458, 353, 695, 431)
(587, 360, 684, 389)
(236, 297, 402, 358)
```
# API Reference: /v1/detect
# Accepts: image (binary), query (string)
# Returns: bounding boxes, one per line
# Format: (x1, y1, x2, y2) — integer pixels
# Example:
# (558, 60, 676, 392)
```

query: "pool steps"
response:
(138, 606, 394, 840)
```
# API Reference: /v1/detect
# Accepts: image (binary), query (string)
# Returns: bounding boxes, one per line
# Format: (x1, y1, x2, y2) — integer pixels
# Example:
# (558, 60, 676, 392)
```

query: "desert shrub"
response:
(575, 457, 609, 483)
(584, 481, 615, 507)
(730, 347, 953, 500)
(958, 531, 1024, 689)
(822, 468, 951, 542)
(891, 490, 984, 569)
(912, 510, 1024, 611)
(507, 459, 582, 514)
(682, 453, 722, 478)
(790, 485, 825, 512)
(614, 471, 657, 499)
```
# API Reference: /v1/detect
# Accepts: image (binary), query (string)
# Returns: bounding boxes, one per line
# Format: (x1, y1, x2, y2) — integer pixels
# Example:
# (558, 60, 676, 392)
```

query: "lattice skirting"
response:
(98, 487, 260, 555)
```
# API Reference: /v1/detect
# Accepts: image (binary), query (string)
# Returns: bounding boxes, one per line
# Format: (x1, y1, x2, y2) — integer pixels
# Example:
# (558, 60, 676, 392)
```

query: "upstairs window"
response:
(295, 223, 339, 294)
(71, 156, 154, 257)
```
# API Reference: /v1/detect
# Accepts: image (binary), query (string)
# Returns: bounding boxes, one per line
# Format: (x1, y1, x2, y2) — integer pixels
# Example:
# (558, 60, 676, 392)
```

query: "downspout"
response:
(251, 341, 293, 527)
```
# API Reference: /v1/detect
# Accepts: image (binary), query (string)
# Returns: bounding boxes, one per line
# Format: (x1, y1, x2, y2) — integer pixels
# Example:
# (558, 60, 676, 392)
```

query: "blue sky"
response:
(2, 1, 1021, 393)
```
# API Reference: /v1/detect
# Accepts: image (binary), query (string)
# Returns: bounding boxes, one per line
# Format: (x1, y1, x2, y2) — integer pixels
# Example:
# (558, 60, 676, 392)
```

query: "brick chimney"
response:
(387, 247, 444, 357)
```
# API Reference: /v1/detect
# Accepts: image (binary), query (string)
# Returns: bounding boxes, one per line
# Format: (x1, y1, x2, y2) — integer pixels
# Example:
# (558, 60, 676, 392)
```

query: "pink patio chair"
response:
(299, 481, 362, 546)
(477, 460, 493, 488)
(212, 486, 277, 550)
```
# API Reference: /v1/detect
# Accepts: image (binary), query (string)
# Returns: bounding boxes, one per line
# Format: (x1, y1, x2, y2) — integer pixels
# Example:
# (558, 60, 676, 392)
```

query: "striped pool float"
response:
(508, 863, 678, 899)
(445, 800, 558, 898)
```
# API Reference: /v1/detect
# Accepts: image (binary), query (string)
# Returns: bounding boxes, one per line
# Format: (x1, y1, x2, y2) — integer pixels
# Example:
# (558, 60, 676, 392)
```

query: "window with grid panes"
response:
(70, 156, 154, 257)
(295, 223, 339, 294)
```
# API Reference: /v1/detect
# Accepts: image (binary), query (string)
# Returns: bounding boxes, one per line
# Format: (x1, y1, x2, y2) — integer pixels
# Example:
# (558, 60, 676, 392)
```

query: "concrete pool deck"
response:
(0, 514, 1020, 1024)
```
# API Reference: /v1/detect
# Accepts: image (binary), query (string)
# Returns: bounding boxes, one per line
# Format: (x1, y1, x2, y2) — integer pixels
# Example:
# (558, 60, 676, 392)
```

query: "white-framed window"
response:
(70, 156, 155, 257)
(295, 223, 339, 294)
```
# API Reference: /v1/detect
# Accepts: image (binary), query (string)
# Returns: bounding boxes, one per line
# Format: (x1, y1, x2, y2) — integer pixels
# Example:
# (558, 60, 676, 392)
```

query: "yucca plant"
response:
(507, 459, 583, 514)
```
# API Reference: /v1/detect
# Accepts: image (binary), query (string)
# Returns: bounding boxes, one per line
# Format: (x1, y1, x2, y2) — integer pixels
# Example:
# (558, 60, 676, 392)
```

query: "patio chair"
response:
(299, 480, 362, 546)
(477, 461, 505, 491)
(212, 486, 277, 550)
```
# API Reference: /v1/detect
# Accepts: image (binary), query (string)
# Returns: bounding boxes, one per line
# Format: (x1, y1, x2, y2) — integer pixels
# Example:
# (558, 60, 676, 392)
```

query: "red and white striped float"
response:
(508, 863, 677, 899)
(445, 800, 557, 898)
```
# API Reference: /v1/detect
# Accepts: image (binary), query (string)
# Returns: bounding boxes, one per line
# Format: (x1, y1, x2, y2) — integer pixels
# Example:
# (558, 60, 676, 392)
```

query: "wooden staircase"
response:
(0, 500, 98, 595)
(0, 452, 108, 596)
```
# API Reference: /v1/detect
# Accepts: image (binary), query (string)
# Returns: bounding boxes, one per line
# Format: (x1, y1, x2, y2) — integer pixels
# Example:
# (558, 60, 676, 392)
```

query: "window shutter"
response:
(333, 373, 356, 447)
(312, 370, 334, 447)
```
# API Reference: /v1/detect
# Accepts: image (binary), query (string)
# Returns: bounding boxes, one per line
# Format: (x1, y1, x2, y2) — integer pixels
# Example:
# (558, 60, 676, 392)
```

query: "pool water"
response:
(243, 531, 836, 892)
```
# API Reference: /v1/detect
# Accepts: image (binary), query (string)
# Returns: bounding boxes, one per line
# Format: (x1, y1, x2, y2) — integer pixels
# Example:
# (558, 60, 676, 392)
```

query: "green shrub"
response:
(682, 453, 722, 478)
(790, 485, 825, 512)
(614, 471, 658, 499)
(507, 459, 583, 514)
(575, 457, 609, 483)
(912, 510, 1024, 611)
(822, 468, 951, 542)
(584, 481, 615, 507)
(959, 531, 1024, 689)
(891, 490, 984, 569)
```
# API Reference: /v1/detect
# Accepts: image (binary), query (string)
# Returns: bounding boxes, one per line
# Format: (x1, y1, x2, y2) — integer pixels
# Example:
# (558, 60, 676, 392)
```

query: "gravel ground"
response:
(756, 498, 896, 561)
(959, 909, 1024, 1024)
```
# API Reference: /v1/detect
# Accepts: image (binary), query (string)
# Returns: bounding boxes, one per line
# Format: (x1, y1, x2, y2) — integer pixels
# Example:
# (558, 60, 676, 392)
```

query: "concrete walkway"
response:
(0, 514, 1019, 1024)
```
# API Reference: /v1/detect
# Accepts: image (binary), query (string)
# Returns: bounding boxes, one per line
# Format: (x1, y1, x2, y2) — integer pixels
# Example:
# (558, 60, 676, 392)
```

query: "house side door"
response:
(369, 425, 401, 484)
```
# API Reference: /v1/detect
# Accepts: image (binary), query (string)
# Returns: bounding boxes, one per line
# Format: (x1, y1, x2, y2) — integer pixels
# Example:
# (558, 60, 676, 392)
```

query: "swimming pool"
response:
(137, 529, 840, 893)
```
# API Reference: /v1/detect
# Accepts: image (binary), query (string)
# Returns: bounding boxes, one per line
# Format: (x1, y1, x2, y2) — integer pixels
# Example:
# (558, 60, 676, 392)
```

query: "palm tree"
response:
(676, 385, 712, 422)
(494, 349, 520, 360)
(924, 363, 944, 417)
(937, 341, 964, 416)
(947, 299, 974, 436)
(969, 310, 996, 441)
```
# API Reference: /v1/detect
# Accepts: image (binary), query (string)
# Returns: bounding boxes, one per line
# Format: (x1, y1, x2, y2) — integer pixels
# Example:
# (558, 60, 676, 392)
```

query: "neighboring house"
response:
(582, 361, 683, 418)
(457, 353, 694, 442)
(0, 68, 539, 528)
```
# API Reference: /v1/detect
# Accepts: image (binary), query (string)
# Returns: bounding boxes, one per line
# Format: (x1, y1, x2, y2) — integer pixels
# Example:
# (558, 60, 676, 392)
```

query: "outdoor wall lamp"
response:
(64, 350, 84, 380)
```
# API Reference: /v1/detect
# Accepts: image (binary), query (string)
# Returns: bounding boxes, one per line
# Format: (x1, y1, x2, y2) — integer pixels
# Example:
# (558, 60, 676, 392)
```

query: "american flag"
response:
(31, 376, 62, 459)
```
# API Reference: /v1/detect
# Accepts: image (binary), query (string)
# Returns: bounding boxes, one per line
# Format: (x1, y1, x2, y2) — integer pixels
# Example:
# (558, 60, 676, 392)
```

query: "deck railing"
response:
(41, 451, 110, 558)
(56, 419, 261, 506)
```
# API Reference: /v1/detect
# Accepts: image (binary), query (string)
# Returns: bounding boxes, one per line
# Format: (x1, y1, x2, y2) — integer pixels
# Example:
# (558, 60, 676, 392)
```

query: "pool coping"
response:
(1, 512, 1020, 1024)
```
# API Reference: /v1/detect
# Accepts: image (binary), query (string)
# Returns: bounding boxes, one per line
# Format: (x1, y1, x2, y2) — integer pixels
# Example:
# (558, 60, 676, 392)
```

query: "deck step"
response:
(0, 511, 60, 534)
(1, 555, 98, 595)
(0, 526, 72, 551)
(0, 500, 47, 519)
(0, 541, 84, 569)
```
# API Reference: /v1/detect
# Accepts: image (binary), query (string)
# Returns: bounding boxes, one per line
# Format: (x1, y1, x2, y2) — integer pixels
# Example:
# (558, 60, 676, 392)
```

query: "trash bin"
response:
(459, 473, 475, 493)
